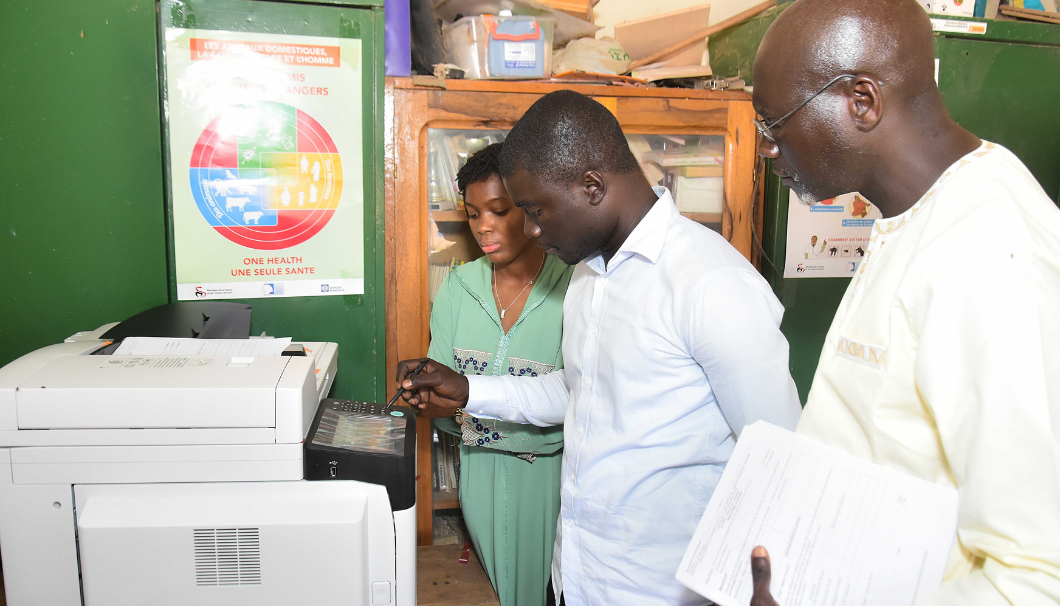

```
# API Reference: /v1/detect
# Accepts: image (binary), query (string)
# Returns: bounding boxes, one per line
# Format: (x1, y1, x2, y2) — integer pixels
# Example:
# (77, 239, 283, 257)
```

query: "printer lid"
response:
(15, 354, 295, 430)
(96, 302, 253, 355)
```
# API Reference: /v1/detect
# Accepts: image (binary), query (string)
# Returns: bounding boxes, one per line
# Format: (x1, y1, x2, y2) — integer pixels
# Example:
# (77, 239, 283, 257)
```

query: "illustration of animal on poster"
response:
(784, 190, 882, 278)
(164, 28, 365, 299)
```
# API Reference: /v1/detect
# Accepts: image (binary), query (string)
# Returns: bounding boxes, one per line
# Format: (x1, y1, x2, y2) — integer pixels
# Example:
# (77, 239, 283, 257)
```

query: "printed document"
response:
(113, 337, 292, 357)
(677, 421, 958, 606)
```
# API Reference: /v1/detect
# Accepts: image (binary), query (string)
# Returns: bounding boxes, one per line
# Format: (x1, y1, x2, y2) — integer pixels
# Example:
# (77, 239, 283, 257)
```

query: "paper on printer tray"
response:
(112, 336, 292, 357)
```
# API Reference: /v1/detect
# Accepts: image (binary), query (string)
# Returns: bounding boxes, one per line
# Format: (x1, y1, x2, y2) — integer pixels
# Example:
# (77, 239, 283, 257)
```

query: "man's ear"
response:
(848, 75, 883, 132)
(584, 171, 606, 207)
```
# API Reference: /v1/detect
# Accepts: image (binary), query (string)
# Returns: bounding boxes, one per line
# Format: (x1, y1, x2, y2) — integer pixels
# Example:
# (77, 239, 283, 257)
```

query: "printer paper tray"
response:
(0, 427, 279, 447)
(10, 444, 303, 484)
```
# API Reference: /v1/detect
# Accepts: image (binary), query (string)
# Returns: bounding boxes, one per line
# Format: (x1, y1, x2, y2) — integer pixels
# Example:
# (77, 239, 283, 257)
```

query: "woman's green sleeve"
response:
(427, 274, 461, 437)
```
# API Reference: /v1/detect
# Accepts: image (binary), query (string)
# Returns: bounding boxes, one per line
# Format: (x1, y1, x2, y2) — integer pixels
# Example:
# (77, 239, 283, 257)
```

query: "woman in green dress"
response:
(429, 143, 572, 606)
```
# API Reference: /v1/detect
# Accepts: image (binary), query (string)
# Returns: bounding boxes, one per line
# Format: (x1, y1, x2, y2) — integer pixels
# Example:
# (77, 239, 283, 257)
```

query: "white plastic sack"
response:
(552, 36, 631, 75)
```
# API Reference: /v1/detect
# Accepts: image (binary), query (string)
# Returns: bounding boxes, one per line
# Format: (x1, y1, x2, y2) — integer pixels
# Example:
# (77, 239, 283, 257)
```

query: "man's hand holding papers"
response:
(750, 547, 779, 606)
(676, 422, 958, 606)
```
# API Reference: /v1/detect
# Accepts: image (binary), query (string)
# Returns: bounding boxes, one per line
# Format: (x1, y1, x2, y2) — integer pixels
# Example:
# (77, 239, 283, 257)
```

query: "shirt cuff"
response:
(465, 375, 508, 421)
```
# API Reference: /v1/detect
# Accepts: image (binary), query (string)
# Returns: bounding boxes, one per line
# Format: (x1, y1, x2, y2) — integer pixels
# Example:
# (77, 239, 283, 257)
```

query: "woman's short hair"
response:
(457, 142, 504, 198)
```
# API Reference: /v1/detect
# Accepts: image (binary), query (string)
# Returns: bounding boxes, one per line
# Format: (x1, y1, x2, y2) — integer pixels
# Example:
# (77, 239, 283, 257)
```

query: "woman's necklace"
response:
(493, 254, 545, 320)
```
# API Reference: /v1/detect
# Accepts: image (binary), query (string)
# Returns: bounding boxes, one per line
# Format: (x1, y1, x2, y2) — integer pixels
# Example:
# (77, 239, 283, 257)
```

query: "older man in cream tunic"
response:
(747, 0, 1060, 604)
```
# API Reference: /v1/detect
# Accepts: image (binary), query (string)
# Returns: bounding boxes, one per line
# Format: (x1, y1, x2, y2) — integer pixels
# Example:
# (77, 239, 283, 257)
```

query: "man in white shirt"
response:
(398, 90, 802, 605)
(747, 0, 1060, 604)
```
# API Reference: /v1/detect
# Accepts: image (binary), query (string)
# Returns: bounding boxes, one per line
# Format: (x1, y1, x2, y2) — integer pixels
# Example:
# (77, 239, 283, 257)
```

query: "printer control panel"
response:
(304, 399, 417, 512)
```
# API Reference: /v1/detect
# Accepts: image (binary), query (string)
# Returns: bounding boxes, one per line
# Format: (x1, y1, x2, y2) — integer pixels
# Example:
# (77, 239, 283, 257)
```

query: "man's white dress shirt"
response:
(465, 188, 802, 606)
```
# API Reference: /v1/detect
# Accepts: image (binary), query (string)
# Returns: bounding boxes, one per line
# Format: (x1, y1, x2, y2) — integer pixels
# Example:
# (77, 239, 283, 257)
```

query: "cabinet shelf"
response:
(433, 489, 460, 511)
(431, 209, 468, 223)
(682, 212, 723, 224)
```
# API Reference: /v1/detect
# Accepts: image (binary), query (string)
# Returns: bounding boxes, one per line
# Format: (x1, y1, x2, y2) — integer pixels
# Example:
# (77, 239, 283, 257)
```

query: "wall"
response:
(0, 0, 170, 368)
(593, 0, 765, 38)
(0, 0, 386, 403)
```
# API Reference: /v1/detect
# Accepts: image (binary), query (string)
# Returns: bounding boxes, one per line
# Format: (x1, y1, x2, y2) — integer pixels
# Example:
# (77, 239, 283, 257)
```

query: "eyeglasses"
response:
(754, 74, 857, 144)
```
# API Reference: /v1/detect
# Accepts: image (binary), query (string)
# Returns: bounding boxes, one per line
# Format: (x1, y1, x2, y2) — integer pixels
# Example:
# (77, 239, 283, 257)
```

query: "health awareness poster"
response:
(165, 29, 364, 299)
(784, 190, 882, 278)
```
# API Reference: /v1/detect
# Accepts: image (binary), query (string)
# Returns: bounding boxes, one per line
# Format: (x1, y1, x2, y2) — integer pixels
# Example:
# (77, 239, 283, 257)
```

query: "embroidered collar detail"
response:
(874, 140, 994, 237)
(856, 140, 995, 283)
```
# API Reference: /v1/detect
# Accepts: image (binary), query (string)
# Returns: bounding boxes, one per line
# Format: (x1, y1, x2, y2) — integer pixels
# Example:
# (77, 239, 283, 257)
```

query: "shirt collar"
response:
(871, 140, 993, 238)
(585, 187, 677, 275)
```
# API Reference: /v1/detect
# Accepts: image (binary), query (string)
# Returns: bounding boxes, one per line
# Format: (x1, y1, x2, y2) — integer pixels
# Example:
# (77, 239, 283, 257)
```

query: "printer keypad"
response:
(330, 399, 381, 415)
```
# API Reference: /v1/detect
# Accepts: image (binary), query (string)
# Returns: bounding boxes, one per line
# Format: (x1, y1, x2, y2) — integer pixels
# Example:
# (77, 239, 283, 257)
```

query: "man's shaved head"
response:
(768, 0, 937, 97)
(753, 0, 974, 213)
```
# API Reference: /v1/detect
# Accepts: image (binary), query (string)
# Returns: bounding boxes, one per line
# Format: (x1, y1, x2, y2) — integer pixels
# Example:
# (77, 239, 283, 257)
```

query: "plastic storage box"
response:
(443, 14, 554, 79)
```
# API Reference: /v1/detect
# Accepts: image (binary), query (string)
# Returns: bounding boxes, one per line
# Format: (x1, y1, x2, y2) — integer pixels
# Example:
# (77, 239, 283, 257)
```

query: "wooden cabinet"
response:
(383, 77, 762, 545)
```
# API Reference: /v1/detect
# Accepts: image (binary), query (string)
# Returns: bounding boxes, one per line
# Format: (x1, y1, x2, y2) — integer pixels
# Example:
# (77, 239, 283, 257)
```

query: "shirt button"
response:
(576, 426, 584, 435)
(589, 327, 598, 336)
(566, 519, 573, 527)
(568, 473, 576, 482)
(584, 377, 592, 386)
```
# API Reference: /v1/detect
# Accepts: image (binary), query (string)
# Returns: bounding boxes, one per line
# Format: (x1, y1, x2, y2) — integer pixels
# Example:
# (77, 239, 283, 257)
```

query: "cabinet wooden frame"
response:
(383, 77, 760, 545)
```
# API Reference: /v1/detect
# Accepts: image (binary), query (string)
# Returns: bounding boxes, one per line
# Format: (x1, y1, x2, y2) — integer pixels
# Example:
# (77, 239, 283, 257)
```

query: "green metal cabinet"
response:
(934, 20, 1060, 203)
(0, 0, 170, 369)
(0, 0, 387, 402)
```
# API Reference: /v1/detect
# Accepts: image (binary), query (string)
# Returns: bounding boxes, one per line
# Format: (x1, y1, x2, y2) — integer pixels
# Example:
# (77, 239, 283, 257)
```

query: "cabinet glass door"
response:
(426, 129, 727, 307)
(427, 128, 506, 306)
(627, 134, 726, 234)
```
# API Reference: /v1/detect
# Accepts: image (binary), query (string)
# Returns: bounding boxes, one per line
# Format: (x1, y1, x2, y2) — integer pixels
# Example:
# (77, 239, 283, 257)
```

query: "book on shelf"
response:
(432, 428, 442, 490)
(431, 427, 462, 498)
(428, 259, 463, 306)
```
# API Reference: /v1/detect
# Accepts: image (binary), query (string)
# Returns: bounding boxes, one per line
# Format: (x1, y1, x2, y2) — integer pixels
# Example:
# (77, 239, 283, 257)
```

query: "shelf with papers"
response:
(432, 210, 469, 223)
(682, 212, 724, 224)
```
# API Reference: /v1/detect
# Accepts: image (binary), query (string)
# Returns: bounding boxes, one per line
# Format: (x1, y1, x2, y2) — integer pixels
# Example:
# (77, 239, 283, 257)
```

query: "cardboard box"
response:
(615, 4, 711, 67)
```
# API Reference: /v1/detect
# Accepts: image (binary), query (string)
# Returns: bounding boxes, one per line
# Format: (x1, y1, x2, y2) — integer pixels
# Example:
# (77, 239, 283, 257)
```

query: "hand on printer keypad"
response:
(395, 358, 469, 418)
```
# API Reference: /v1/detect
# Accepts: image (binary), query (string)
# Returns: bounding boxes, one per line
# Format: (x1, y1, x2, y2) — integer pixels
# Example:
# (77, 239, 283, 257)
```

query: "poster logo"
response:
(188, 101, 343, 251)
(194, 286, 207, 298)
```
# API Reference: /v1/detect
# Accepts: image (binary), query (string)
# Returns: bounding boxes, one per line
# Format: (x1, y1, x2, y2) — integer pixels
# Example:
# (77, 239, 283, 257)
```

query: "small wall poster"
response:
(784, 190, 881, 279)
(164, 28, 364, 299)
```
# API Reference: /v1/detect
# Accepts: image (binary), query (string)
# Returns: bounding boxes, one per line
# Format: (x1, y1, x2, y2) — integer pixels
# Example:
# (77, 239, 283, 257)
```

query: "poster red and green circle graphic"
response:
(189, 101, 343, 250)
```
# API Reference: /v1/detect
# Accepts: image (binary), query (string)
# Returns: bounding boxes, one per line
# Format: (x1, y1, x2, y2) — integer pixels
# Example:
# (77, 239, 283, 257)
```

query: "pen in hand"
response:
(384, 359, 429, 412)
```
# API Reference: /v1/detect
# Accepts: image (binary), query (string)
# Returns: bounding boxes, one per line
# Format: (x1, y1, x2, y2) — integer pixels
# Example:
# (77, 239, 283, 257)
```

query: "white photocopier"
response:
(0, 303, 415, 606)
